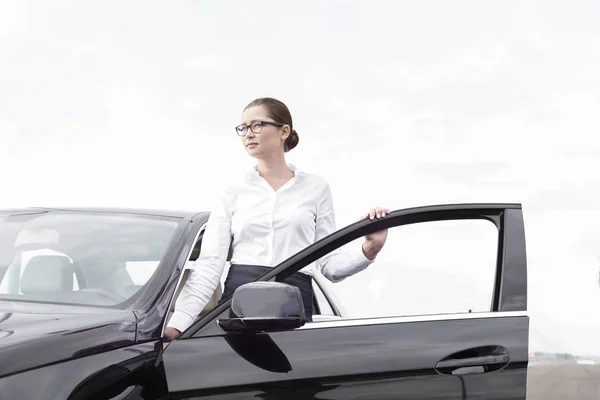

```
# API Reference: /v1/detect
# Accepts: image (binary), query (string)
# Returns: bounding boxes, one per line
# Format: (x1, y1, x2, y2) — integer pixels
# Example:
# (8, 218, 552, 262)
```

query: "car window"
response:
(0, 211, 182, 308)
(125, 261, 161, 285)
(312, 279, 334, 316)
(309, 219, 498, 320)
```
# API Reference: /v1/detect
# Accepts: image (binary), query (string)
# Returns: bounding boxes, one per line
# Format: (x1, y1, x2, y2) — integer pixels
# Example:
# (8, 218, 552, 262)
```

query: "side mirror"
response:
(217, 282, 306, 333)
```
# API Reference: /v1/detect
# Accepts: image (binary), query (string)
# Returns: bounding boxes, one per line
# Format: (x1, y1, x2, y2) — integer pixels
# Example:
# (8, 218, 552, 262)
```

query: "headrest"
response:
(20, 255, 74, 294)
(14, 229, 59, 249)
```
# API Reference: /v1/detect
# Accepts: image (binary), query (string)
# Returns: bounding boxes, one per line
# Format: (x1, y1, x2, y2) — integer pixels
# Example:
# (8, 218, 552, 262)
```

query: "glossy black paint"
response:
(0, 302, 136, 378)
(496, 208, 528, 311)
(163, 315, 529, 399)
(133, 212, 209, 341)
(0, 341, 158, 399)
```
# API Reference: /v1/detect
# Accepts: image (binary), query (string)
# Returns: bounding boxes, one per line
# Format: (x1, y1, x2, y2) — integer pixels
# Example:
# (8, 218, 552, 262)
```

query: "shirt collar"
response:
(245, 163, 305, 181)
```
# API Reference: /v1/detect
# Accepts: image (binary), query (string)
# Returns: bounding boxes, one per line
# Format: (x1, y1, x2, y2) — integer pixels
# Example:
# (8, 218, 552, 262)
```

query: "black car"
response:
(0, 204, 597, 399)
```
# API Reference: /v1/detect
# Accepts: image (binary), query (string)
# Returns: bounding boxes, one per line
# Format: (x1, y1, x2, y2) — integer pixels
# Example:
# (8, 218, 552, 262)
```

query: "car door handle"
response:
(436, 354, 508, 369)
(435, 345, 510, 375)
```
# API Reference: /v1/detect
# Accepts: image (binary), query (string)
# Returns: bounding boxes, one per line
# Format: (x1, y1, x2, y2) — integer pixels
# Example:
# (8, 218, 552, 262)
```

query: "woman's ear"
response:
(280, 124, 291, 141)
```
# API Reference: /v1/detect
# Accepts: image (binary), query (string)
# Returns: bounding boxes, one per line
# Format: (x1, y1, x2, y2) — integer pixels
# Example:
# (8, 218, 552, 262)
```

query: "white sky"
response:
(1, 1, 599, 356)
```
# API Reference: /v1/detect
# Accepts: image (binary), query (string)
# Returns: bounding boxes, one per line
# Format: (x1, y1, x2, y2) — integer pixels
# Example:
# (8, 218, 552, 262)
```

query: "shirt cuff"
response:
(167, 311, 195, 334)
(346, 241, 376, 273)
(356, 241, 377, 263)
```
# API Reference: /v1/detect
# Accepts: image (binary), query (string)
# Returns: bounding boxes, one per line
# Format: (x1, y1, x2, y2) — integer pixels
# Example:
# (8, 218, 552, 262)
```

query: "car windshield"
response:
(0, 209, 182, 308)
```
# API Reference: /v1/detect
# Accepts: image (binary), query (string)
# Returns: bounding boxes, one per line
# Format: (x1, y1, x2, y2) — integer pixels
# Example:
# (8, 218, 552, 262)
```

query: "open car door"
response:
(159, 203, 529, 399)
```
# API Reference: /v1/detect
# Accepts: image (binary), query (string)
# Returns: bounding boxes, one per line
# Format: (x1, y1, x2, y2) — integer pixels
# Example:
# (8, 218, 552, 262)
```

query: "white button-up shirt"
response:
(168, 164, 375, 332)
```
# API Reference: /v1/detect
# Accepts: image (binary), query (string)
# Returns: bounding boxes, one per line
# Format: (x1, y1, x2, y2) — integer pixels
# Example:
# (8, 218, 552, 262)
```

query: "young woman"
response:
(164, 97, 389, 341)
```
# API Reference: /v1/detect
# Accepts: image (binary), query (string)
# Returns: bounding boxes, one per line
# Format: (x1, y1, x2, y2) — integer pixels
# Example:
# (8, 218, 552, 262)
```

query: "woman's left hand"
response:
(360, 206, 390, 260)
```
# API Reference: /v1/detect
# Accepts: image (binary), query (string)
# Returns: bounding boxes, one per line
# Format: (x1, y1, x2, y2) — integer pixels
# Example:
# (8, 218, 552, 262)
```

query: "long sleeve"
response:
(314, 183, 376, 282)
(167, 188, 234, 332)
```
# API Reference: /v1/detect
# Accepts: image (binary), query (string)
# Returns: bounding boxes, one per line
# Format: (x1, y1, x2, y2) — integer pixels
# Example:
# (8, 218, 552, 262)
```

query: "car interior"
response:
(0, 223, 174, 307)
(0, 251, 139, 306)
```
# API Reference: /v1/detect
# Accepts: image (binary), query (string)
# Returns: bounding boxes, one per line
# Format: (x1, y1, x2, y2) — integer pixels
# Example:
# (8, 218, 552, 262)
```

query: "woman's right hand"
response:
(164, 327, 182, 342)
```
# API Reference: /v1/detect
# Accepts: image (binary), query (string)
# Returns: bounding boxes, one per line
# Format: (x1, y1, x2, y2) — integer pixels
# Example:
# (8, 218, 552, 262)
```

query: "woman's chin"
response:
(245, 145, 266, 157)
(245, 148, 261, 158)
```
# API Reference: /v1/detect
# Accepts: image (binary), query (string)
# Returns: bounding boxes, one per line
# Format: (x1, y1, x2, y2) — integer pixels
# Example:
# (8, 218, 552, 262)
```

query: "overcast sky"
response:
(1, 0, 599, 356)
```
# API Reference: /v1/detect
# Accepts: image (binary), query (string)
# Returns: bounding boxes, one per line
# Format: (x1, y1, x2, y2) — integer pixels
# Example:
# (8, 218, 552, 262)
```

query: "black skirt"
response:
(219, 264, 314, 322)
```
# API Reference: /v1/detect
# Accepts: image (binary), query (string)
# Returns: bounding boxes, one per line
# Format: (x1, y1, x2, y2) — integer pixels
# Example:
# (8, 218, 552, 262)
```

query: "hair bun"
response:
(284, 129, 299, 152)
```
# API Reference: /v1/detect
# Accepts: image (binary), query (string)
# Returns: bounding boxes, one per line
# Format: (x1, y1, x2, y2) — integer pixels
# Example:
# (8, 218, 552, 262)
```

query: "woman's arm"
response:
(314, 183, 388, 283)
(166, 189, 234, 335)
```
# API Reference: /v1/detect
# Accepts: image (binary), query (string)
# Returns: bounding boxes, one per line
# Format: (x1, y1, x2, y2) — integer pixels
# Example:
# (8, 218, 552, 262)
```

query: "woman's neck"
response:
(256, 154, 293, 180)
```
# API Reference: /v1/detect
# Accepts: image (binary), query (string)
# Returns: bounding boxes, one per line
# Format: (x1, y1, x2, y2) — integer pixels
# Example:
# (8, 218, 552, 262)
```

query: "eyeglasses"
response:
(235, 120, 285, 136)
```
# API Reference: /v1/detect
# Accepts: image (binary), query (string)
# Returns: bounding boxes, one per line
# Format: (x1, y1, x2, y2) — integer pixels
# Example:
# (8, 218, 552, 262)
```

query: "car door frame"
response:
(161, 202, 529, 398)
(179, 202, 527, 339)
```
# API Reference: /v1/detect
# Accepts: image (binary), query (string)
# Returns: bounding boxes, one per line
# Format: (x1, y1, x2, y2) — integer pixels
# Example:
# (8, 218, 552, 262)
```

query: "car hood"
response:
(0, 301, 136, 378)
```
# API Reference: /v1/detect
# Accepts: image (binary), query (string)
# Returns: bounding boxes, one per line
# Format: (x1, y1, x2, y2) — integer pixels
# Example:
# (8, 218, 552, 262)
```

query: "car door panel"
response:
(161, 204, 529, 399)
(163, 312, 528, 399)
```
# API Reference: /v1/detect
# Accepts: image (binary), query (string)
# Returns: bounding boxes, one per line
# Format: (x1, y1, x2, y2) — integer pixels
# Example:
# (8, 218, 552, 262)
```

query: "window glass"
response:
(323, 219, 499, 319)
(0, 211, 181, 308)
(312, 280, 334, 316)
(126, 261, 161, 285)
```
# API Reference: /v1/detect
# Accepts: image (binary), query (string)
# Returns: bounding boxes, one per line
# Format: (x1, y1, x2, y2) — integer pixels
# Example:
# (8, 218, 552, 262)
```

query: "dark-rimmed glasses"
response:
(235, 120, 285, 136)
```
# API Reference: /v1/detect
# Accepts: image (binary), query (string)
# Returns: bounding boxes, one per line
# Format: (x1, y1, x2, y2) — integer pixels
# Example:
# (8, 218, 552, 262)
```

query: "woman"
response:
(164, 97, 389, 341)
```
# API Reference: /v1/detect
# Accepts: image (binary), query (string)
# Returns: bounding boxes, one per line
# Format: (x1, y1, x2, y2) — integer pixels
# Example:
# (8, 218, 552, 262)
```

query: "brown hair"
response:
(244, 97, 299, 152)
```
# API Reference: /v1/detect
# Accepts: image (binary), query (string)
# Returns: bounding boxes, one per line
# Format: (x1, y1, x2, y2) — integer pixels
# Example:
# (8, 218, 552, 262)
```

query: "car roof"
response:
(0, 206, 208, 221)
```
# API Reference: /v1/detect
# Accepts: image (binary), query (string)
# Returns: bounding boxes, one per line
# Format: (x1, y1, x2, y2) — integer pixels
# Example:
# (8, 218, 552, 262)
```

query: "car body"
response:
(0, 204, 597, 399)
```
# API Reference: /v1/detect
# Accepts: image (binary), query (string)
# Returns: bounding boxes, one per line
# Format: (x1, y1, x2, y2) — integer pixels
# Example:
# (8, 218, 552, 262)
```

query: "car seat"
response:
(20, 255, 74, 294)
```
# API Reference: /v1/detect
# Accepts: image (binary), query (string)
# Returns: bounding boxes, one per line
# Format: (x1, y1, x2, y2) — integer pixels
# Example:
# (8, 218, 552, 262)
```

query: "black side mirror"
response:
(217, 282, 306, 333)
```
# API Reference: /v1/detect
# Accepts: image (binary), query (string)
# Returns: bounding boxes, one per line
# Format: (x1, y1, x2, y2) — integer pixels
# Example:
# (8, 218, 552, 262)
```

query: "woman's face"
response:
(238, 105, 289, 159)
